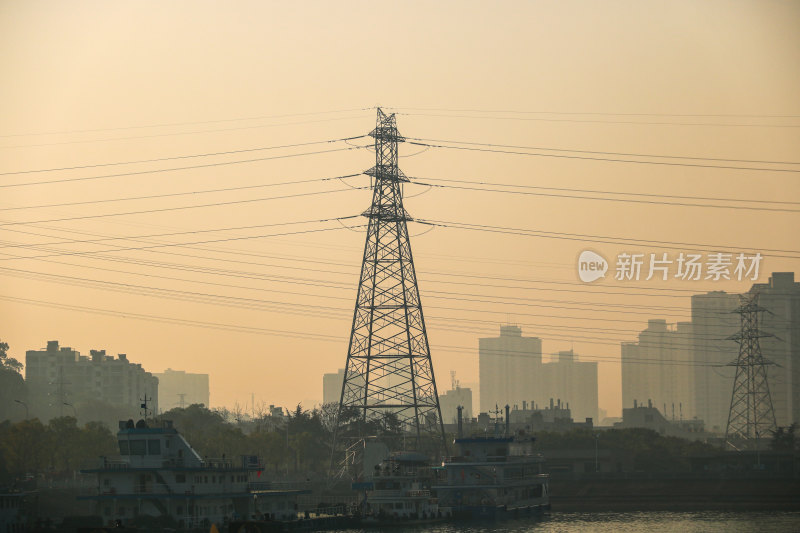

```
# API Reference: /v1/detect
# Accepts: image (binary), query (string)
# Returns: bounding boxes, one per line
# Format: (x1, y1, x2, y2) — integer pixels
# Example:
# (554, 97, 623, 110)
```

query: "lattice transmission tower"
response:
(725, 292, 777, 448)
(334, 109, 447, 462)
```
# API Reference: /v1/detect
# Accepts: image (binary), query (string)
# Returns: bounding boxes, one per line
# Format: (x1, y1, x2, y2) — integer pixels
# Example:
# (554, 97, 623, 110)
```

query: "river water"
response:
(342, 511, 800, 532)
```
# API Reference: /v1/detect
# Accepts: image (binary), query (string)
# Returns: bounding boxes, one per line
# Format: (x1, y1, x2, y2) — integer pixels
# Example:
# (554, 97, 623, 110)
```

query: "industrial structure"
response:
(725, 293, 778, 447)
(334, 109, 446, 460)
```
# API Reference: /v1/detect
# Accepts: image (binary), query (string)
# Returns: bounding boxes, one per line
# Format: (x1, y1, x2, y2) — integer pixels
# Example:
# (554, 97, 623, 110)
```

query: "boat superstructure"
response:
(432, 406, 549, 519)
(80, 419, 307, 530)
(360, 451, 444, 523)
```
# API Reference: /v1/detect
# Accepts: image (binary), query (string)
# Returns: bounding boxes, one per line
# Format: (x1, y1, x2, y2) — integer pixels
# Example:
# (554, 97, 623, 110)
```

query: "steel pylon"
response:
(725, 293, 777, 448)
(334, 109, 446, 460)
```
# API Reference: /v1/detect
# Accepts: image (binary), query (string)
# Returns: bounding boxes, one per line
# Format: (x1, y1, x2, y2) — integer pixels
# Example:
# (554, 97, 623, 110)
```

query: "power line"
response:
(0, 212, 361, 250)
(384, 106, 800, 119)
(2, 263, 734, 354)
(0, 220, 362, 261)
(0, 294, 341, 342)
(0, 241, 741, 330)
(0, 294, 729, 367)
(0, 173, 363, 212)
(414, 176, 800, 206)
(392, 110, 800, 128)
(407, 137, 800, 166)
(412, 178, 800, 213)
(14, 247, 727, 342)
(419, 218, 800, 259)
(0, 107, 374, 138)
(0, 222, 763, 300)
(0, 114, 372, 150)
(408, 140, 800, 174)
(0, 136, 367, 176)
(0, 145, 369, 188)
(0, 189, 363, 228)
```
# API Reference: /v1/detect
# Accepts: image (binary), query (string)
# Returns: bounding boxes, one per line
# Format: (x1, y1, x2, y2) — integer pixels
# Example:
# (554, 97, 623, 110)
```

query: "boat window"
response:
(118, 440, 129, 455)
(129, 440, 146, 455)
(148, 439, 161, 455)
(176, 474, 186, 483)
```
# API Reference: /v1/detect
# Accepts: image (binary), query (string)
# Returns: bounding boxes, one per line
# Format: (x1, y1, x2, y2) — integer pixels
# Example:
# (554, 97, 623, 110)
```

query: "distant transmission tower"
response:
(334, 109, 447, 463)
(725, 293, 777, 448)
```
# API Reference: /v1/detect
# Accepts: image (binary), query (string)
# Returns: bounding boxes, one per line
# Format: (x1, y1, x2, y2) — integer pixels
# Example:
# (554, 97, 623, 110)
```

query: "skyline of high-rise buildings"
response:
(16, 272, 800, 434)
(478, 326, 599, 423)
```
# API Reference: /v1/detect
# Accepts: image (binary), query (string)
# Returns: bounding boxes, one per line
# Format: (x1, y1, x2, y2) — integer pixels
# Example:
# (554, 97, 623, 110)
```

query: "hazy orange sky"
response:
(1, 1, 798, 418)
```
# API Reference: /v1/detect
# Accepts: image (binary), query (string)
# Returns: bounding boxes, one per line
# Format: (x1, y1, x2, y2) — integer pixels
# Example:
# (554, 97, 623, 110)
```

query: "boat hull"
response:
(451, 503, 550, 521)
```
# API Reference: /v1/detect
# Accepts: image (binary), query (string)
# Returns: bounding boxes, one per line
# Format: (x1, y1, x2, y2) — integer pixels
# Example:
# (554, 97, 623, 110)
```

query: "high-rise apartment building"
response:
(747, 272, 800, 427)
(479, 325, 542, 413)
(622, 320, 695, 422)
(690, 291, 740, 432)
(541, 350, 599, 423)
(322, 368, 346, 405)
(25, 340, 158, 420)
(154, 368, 209, 411)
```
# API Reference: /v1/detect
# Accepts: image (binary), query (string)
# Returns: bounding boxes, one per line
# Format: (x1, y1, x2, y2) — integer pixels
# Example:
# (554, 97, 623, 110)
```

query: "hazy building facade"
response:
(752, 272, 800, 427)
(541, 350, 599, 423)
(622, 320, 694, 422)
(690, 291, 740, 433)
(479, 325, 542, 413)
(154, 368, 209, 411)
(323, 368, 345, 405)
(25, 340, 158, 420)
(439, 385, 473, 424)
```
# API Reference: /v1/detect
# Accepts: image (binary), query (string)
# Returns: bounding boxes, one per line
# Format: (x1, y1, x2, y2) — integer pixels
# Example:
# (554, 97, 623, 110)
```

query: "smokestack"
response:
(634, 399, 638, 408)
(522, 400, 527, 411)
(549, 398, 554, 409)
(504, 404, 510, 436)
(457, 405, 463, 438)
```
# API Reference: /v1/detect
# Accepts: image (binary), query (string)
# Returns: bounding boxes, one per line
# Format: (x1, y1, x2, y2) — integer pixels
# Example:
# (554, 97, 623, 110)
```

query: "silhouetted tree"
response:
(1, 418, 47, 477)
(0, 340, 22, 373)
(770, 424, 797, 451)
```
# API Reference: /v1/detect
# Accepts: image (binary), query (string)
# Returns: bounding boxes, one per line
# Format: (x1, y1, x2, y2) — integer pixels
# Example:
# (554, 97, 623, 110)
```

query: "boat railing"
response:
(83, 485, 190, 496)
(201, 457, 234, 469)
(367, 489, 403, 497)
(373, 467, 432, 478)
(248, 480, 311, 491)
(100, 458, 130, 470)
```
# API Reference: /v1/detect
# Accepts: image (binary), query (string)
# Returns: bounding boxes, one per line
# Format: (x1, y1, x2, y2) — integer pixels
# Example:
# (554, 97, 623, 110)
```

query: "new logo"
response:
(578, 250, 608, 283)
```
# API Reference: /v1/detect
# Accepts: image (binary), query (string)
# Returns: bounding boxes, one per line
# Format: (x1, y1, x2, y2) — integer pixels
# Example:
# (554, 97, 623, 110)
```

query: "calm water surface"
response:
(341, 511, 800, 533)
